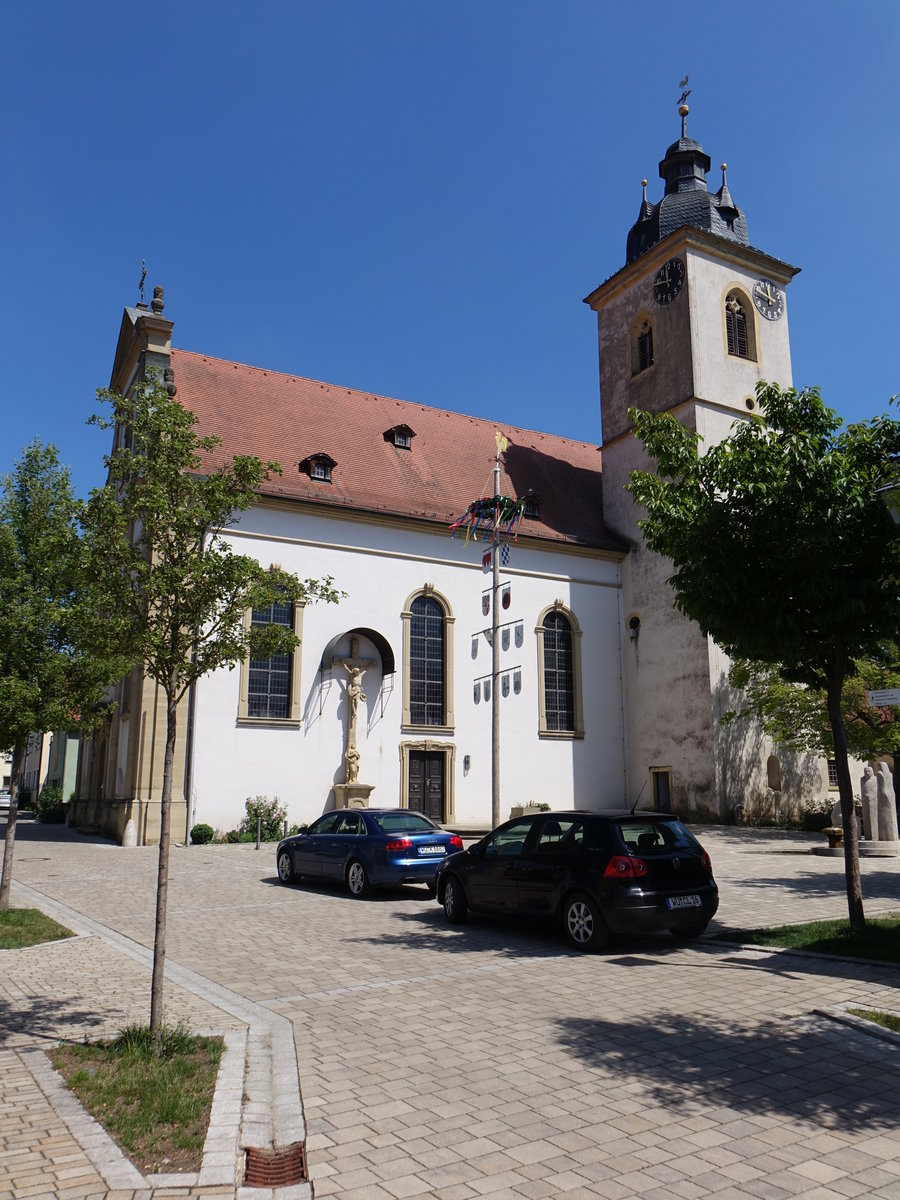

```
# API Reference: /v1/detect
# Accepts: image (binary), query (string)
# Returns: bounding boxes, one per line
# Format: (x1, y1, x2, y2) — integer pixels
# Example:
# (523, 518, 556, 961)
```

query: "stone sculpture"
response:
(860, 766, 878, 841)
(876, 762, 900, 843)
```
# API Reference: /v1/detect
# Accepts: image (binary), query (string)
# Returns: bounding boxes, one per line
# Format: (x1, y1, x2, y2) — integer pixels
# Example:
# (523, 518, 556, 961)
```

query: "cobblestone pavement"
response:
(2, 818, 900, 1200)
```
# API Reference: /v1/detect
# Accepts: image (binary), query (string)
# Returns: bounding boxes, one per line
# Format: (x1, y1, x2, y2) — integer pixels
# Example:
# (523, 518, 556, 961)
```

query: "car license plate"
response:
(666, 895, 702, 910)
(418, 845, 446, 856)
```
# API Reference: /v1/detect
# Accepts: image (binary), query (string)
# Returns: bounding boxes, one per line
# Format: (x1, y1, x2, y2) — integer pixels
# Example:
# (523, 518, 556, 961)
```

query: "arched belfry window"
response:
(535, 603, 584, 738)
(724, 291, 756, 360)
(630, 316, 654, 376)
(401, 587, 455, 732)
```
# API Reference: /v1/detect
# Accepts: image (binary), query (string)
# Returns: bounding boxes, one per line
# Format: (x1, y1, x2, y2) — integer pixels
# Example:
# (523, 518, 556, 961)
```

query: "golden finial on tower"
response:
(677, 75, 691, 136)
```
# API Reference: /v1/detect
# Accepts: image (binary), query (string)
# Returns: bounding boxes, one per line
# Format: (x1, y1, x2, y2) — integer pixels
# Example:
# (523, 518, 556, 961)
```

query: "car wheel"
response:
(563, 892, 610, 951)
(346, 859, 371, 899)
(668, 921, 709, 941)
(442, 875, 468, 923)
(277, 850, 295, 884)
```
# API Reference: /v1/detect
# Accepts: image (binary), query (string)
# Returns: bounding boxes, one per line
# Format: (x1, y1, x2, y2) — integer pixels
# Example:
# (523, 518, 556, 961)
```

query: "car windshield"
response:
(615, 819, 699, 854)
(371, 812, 439, 834)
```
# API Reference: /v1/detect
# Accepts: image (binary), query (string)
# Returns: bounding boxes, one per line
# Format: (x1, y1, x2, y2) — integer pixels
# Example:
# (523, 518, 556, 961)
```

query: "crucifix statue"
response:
(332, 637, 375, 784)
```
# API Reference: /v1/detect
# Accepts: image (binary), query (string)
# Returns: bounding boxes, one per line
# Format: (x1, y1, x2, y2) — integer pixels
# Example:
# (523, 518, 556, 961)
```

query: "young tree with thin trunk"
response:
(84, 378, 342, 1037)
(0, 441, 131, 912)
(628, 383, 900, 931)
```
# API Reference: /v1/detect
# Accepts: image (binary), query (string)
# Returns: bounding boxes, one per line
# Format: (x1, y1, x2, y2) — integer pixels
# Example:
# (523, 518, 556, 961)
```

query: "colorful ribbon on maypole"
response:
(449, 494, 527, 544)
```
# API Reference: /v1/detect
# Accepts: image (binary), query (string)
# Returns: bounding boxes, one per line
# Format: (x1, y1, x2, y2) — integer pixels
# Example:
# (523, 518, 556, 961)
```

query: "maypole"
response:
(491, 439, 502, 830)
(449, 431, 524, 829)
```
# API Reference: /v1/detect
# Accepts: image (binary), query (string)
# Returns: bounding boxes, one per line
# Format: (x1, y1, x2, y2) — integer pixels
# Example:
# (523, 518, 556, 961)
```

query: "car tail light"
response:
(449, 835, 463, 851)
(603, 855, 647, 879)
(699, 850, 712, 873)
(385, 837, 413, 852)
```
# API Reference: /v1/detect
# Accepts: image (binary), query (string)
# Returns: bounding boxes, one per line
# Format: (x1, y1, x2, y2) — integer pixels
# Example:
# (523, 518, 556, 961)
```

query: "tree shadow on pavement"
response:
(555, 1010, 900, 1132)
(341, 906, 577, 959)
(721, 865, 900, 903)
(0, 991, 113, 1049)
(1, 814, 117, 845)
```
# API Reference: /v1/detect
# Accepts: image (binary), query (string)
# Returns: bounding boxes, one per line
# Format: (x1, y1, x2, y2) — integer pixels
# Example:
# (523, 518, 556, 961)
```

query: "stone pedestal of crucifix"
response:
(332, 637, 377, 809)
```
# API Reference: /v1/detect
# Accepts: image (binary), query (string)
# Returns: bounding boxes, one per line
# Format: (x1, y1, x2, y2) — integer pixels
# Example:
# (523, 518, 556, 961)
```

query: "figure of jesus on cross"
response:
(332, 637, 375, 784)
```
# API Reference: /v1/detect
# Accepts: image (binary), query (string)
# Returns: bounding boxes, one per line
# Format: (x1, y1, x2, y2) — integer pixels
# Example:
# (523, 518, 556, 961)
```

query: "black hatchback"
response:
(434, 811, 719, 951)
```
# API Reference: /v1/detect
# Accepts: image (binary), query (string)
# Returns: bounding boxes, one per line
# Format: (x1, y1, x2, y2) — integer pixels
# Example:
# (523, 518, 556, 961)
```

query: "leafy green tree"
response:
(0, 442, 132, 911)
(628, 383, 900, 930)
(724, 652, 900, 761)
(83, 378, 342, 1036)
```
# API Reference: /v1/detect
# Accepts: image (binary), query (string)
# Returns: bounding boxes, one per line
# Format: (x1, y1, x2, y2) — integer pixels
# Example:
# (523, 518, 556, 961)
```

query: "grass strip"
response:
(52, 1023, 223, 1174)
(847, 1007, 900, 1033)
(712, 914, 900, 963)
(0, 907, 74, 948)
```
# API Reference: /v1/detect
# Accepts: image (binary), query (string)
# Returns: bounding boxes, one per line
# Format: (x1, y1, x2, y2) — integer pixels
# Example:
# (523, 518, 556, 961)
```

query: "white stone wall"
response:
(188, 503, 626, 833)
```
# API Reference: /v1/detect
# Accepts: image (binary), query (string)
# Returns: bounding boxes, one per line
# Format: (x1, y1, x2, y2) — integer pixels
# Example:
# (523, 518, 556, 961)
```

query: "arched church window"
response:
(401, 588, 455, 732)
(535, 605, 584, 738)
(725, 292, 753, 359)
(542, 612, 574, 731)
(248, 598, 294, 718)
(410, 596, 444, 725)
(237, 597, 305, 724)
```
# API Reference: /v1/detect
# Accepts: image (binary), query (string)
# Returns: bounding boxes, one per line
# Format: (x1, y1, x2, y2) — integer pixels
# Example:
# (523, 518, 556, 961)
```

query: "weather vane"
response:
(139, 259, 146, 304)
(678, 75, 691, 107)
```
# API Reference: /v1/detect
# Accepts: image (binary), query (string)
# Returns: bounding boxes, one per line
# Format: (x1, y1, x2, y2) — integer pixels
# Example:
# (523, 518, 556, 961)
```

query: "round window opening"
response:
(745, 396, 756, 411)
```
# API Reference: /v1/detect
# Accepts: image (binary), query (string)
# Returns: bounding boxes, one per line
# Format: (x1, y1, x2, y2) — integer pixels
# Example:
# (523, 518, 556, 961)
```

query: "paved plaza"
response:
(1, 818, 899, 1200)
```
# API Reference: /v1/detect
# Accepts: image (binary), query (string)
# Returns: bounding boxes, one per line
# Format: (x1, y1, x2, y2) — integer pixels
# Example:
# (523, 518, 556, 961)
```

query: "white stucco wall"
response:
(188, 504, 626, 832)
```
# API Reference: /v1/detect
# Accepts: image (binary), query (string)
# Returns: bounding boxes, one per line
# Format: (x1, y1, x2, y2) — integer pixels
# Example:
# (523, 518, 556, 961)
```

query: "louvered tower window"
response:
(631, 319, 654, 376)
(638, 322, 654, 371)
(725, 294, 749, 358)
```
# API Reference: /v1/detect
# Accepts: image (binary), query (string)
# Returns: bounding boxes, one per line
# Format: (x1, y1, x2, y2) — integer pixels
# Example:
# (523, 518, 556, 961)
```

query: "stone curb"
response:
(814, 1005, 900, 1048)
(12, 880, 310, 1197)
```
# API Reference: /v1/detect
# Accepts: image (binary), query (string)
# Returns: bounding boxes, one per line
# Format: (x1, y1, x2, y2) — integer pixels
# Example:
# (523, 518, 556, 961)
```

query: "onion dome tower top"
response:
(626, 91, 749, 264)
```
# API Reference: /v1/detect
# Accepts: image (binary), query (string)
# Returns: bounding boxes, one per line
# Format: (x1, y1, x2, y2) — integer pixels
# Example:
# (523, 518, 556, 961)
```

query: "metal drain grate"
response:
(244, 1142, 307, 1187)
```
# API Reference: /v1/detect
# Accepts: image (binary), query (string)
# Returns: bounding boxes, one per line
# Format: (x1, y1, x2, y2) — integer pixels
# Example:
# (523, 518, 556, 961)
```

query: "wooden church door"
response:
(408, 750, 445, 822)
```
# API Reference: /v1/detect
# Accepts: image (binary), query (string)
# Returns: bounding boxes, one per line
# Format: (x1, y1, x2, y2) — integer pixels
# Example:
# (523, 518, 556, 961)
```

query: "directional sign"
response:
(867, 688, 900, 707)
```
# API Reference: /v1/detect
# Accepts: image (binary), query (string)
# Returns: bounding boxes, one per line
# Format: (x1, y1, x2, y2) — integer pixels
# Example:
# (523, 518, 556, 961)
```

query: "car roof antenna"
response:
(630, 779, 648, 815)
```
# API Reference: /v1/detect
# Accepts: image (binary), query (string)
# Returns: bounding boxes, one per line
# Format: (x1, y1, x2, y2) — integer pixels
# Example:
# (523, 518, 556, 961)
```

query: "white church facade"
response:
(74, 111, 839, 844)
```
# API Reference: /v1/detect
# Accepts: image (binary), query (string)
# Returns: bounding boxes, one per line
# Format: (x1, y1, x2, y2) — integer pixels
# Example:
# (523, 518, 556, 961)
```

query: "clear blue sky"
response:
(3, 2, 898, 497)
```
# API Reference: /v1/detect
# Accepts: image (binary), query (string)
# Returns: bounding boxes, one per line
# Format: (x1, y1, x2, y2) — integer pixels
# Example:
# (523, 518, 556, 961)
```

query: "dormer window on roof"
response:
(299, 453, 336, 483)
(522, 492, 542, 520)
(384, 424, 415, 450)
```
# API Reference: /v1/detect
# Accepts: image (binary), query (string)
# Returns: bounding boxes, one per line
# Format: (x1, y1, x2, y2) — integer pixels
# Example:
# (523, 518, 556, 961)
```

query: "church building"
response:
(74, 108, 837, 844)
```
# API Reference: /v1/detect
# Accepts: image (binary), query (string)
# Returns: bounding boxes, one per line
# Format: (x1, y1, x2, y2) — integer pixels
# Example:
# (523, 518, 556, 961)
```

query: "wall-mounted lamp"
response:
(628, 615, 641, 642)
(463, 754, 471, 773)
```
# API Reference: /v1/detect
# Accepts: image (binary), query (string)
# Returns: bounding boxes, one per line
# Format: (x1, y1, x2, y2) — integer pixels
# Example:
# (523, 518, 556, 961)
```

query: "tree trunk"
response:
(826, 661, 865, 931)
(0, 741, 26, 912)
(149, 695, 177, 1040)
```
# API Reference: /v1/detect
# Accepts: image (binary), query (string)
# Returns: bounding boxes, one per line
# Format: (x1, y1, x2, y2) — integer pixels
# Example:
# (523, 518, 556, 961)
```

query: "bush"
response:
(190, 823, 215, 845)
(33, 785, 66, 824)
(237, 795, 287, 841)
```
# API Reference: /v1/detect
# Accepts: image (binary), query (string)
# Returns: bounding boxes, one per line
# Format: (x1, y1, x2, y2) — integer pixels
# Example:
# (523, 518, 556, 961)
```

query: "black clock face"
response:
(752, 278, 784, 321)
(653, 257, 685, 305)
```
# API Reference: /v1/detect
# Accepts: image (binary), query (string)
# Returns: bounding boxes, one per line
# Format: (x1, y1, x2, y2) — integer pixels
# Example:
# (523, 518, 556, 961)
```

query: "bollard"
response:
(256, 815, 261, 850)
(283, 818, 288, 838)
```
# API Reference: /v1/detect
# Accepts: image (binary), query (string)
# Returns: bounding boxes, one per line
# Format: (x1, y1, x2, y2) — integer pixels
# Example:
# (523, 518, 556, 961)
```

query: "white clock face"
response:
(752, 279, 784, 321)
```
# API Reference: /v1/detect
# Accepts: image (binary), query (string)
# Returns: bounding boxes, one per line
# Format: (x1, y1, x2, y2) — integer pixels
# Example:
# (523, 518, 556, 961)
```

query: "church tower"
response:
(585, 103, 800, 816)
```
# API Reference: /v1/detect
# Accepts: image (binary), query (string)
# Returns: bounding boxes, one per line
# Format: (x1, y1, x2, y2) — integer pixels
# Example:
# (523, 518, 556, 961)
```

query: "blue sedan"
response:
(276, 808, 464, 898)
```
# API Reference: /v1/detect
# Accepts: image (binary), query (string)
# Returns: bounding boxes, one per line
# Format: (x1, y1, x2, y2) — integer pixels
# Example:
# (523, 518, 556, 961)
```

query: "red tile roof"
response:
(170, 348, 624, 552)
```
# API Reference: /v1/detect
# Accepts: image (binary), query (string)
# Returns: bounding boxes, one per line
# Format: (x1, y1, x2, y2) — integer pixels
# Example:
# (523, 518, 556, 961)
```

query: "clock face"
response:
(653, 257, 685, 305)
(752, 278, 784, 321)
